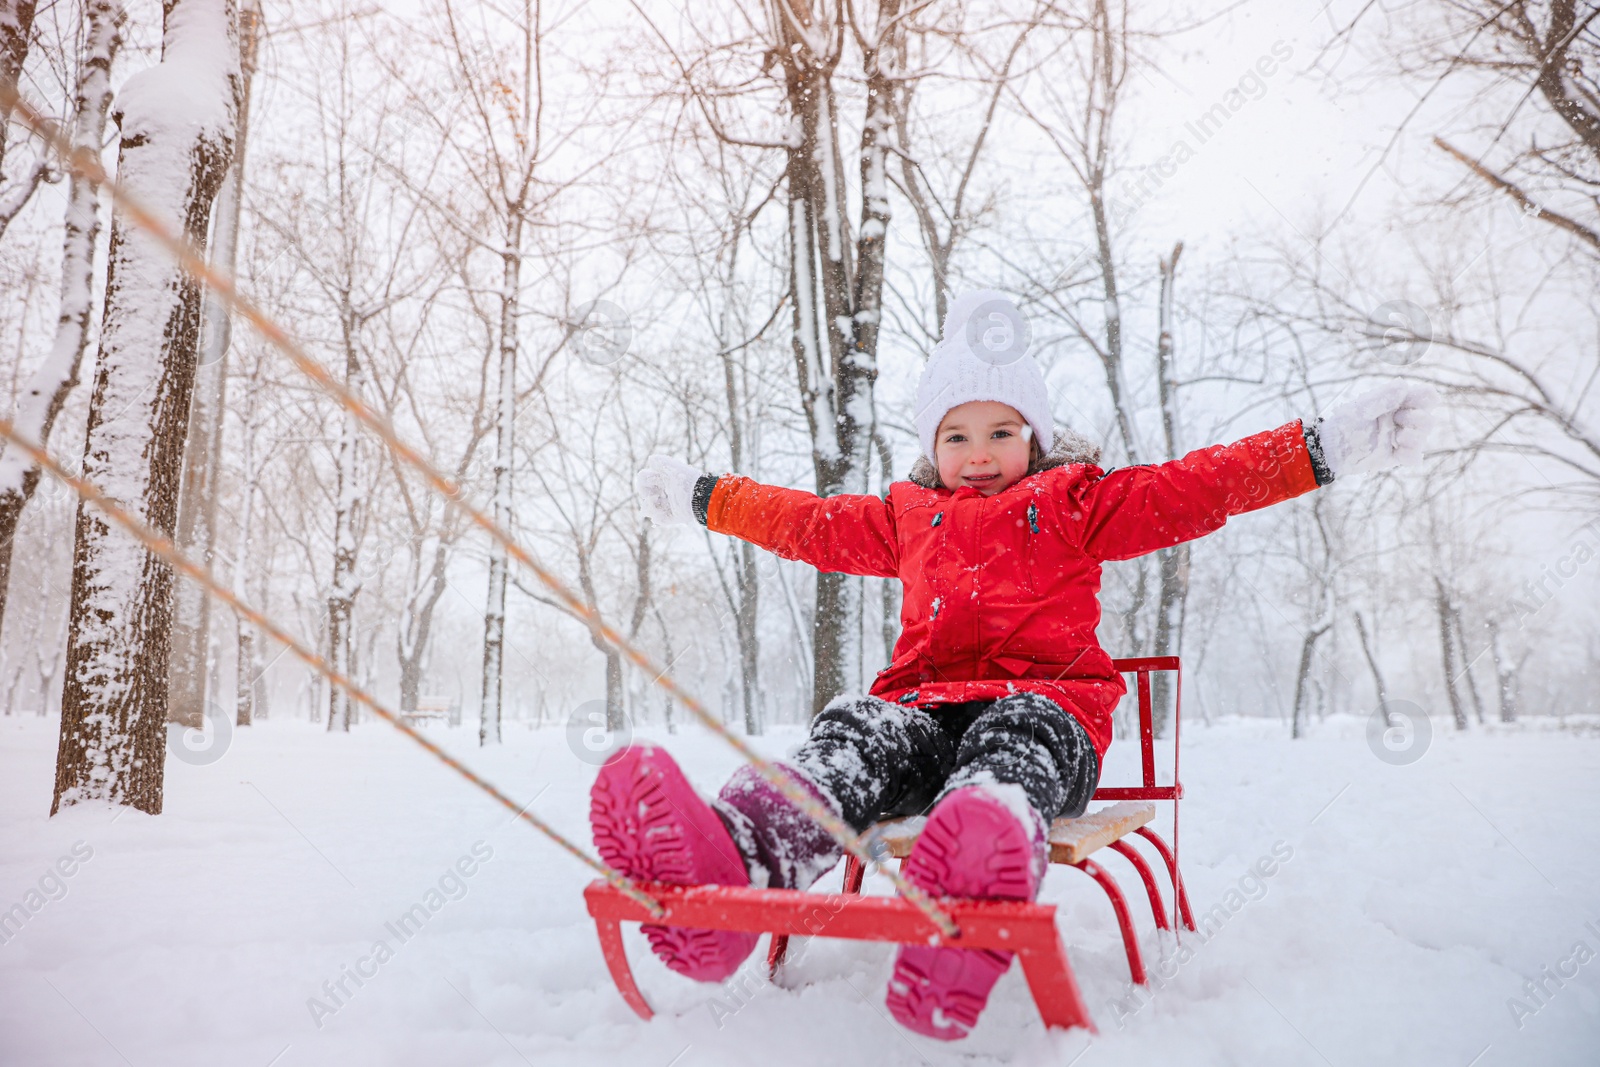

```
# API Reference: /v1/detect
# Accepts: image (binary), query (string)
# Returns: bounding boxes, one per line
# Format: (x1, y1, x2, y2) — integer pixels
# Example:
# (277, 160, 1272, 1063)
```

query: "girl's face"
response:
(934, 401, 1033, 495)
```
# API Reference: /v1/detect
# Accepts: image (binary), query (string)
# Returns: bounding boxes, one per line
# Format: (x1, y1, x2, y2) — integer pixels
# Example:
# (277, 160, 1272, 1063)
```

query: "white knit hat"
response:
(915, 290, 1053, 462)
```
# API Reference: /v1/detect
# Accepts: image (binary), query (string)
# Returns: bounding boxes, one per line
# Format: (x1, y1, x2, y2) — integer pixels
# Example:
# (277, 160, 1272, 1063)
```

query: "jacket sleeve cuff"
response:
(1304, 420, 1335, 487)
(692, 474, 720, 526)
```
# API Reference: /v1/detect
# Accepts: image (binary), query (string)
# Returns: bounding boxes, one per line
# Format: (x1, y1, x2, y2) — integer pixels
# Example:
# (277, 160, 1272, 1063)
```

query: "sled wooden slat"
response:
(1048, 801, 1155, 864)
(872, 801, 1155, 865)
(869, 818, 925, 858)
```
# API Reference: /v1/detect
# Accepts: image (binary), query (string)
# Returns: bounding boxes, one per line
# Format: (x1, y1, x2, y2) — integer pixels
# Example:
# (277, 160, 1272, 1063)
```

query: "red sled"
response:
(583, 656, 1197, 1034)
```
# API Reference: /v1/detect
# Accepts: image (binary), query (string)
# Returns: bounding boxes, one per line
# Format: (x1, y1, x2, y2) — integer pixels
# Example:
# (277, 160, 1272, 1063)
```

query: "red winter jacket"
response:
(704, 421, 1322, 760)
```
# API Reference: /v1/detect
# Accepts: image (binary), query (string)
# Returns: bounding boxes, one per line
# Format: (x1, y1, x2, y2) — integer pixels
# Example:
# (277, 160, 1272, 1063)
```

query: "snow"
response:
(2, 713, 1598, 1065)
(113, 0, 236, 146)
(813, 90, 844, 264)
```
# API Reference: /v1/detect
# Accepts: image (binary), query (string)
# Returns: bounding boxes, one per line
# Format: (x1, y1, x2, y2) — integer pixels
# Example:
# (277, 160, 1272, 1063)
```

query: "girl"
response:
(591, 290, 1437, 1040)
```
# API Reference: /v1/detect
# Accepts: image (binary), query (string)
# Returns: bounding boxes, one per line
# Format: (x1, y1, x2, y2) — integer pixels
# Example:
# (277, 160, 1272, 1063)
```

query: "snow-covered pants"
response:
(791, 691, 1099, 830)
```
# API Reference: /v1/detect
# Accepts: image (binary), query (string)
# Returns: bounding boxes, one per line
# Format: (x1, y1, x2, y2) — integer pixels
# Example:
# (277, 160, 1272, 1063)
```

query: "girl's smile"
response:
(934, 400, 1035, 495)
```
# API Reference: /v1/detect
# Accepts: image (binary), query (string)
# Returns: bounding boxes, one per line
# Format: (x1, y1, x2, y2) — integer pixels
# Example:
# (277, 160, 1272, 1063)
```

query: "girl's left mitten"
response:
(635, 454, 705, 526)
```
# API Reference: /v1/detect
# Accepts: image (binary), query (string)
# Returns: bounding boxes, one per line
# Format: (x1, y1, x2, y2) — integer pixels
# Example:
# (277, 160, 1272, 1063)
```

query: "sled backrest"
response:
(1096, 656, 1182, 802)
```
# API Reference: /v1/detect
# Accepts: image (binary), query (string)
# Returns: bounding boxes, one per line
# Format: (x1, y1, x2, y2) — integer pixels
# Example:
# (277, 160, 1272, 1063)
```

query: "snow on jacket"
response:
(702, 420, 1324, 760)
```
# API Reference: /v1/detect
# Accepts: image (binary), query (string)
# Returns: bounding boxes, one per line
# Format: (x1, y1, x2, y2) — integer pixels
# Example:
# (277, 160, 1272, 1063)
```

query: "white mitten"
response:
(1317, 381, 1441, 479)
(634, 454, 705, 526)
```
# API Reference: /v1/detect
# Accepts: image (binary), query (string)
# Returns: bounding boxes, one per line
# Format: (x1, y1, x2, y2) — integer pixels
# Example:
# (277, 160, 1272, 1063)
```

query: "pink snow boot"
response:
(885, 785, 1047, 1041)
(589, 744, 759, 982)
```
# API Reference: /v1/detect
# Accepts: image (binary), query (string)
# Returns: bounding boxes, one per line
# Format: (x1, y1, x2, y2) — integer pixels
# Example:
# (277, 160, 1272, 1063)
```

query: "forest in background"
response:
(0, 0, 1596, 813)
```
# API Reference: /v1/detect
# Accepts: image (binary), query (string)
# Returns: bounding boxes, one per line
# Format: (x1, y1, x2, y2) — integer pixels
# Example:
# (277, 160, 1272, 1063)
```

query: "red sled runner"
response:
(583, 657, 1197, 1034)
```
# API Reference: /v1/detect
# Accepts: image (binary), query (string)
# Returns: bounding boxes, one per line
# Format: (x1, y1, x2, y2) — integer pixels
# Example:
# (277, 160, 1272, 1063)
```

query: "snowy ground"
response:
(2, 710, 1597, 1067)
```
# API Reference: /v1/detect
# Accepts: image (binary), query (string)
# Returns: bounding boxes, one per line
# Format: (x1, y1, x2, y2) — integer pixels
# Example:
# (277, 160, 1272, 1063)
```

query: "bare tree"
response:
(1010, 0, 1146, 466)
(0, 0, 122, 641)
(230, 345, 268, 725)
(1009, 1, 1203, 717)
(1012, 0, 1155, 675)
(250, 9, 443, 732)
(1288, 496, 1338, 740)
(766, 0, 905, 712)
(514, 379, 654, 730)
(374, 0, 567, 744)
(0, 0, 49, 241)
(53, 0, 240, 814)
(1432, 574, 1471, 731)
(1486, 616, 1524, 722)
(655, 0, 918, 712)
(709, 263, 770, 735)
(651, 134, 787, 734)
(1353, 609, 1391, 722)
(1321, 1, 1600, 502)
(1416, 2, 1598, 256)
(168, 0, 261, 728)
(386, 288, 493, 719)
(889, 5, 1048, 329)
(1449, 595, 1488, 725)
(642, 2, 1104, 714)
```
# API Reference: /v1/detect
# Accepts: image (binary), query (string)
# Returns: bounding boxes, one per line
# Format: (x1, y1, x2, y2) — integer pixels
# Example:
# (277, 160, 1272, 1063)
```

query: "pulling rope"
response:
(2, 85, 959, 939)
(0, 421, 667, 919)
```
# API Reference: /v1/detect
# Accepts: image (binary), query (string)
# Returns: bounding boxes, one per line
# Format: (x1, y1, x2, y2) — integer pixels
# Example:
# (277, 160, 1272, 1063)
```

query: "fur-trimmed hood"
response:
(905, 427, 1103, 490)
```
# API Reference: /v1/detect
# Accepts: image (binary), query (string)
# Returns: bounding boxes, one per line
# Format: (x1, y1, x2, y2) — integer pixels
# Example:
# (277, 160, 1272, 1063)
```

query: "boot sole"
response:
(589, 744, 759, 982)
(885, 790, 1038, 1040)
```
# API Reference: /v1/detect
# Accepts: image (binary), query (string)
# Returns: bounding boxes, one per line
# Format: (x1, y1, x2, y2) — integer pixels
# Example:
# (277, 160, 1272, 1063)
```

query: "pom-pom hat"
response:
(915, 290, 1053, 462)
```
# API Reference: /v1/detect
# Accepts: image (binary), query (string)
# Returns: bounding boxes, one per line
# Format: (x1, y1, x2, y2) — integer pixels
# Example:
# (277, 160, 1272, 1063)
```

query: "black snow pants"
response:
(791, 690, 1099, 831)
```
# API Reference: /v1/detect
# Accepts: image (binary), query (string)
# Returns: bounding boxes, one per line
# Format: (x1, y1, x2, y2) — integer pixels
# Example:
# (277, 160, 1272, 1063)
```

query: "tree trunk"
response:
(1290, 618, 1331, 740)
(480, 236, 520, 747)
(773, 3, 898, 715)
(398, 538, 450, 717)
(1120, 561, 1149, 658)
(1353, 609, 1392, 725)
(603, 643, 623, 729)
(779, 65, 851, 714)
(0, 0, 122, 642)
(715, 279, 761, 734)
(325, 339, 363, 732)
(168, 0, 258, 728)
(235, 625, 257, 725)
(166, 271, 225, 730)
(733, 539, 761, 734)
(875, 430, 901, 660)
(1072, 14, 1148, 678)
(1449, 600, 1486, 725)
(53, 0, 239, 815)
(652, 603, 677, 734)
(1151, 546, 1187, 731)
(1433, 576, 1469, 730)
(398, 640, 422, 718)
(232, 376, 258, 726)
(1532, 0, 1600, 164)
(726, 399, 760, 730)
(563, 541, 623, 732)
(1090, 203, 1138, 462)
(1487, 618, 1518, 723)
(35, 624, 62, 717)
(1151, 242, 1186, 736)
